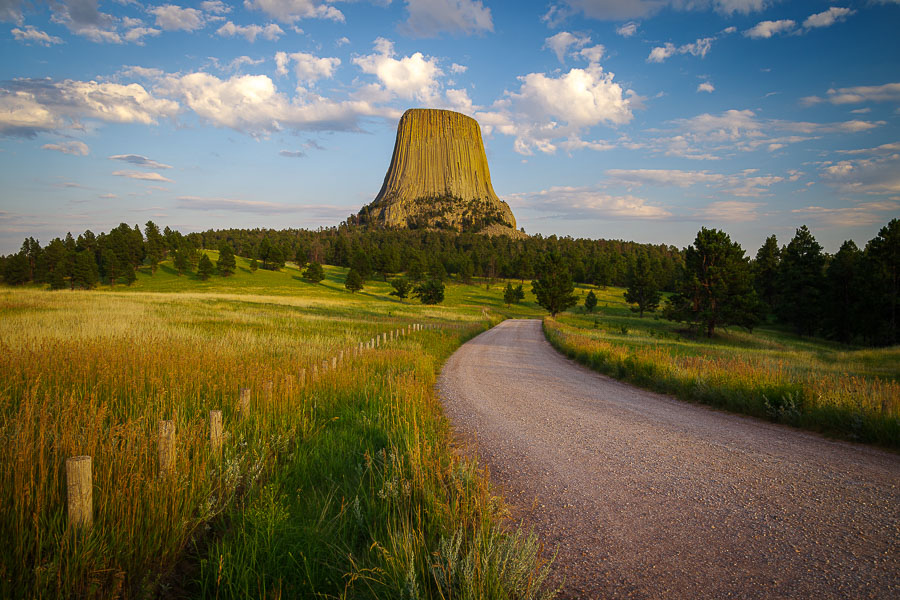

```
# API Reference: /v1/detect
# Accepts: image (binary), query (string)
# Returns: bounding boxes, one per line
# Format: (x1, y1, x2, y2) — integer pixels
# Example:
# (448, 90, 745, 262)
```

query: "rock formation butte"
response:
(358, 109, 519, 235)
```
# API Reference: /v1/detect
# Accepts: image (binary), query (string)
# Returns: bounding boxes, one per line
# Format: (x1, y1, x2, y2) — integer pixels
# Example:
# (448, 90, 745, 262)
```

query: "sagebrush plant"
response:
(0, 284, 555, 599)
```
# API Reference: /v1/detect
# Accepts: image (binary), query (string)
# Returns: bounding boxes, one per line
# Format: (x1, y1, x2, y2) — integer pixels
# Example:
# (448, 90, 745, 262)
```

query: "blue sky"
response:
(1, 0, 898, 254)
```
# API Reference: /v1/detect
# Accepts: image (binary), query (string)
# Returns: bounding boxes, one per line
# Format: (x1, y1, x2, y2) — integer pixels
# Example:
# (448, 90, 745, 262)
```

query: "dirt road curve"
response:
(438, 319, 900, 599)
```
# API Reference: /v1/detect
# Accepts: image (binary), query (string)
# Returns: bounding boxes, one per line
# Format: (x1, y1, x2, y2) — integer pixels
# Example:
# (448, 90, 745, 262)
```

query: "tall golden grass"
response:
(545, 317, 900, 446)
(1, 288, 554, 598)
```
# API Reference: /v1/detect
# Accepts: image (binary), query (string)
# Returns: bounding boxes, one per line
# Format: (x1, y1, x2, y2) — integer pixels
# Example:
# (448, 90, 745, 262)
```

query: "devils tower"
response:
(357, 109, 518, 235)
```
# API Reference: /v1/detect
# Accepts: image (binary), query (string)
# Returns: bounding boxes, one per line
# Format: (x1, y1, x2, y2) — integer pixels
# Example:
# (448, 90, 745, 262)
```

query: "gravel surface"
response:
(437, 319, 900, 599)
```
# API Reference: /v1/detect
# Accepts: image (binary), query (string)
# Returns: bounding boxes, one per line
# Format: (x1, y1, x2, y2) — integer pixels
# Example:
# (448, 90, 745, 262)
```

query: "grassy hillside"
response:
(545, 286, 900, 447)
(0, 260, 555, 599)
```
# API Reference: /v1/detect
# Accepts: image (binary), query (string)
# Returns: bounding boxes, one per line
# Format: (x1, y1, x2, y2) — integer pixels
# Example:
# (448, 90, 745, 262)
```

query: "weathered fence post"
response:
(312, 365, 318, 379)
(239, 387, 250, 417)
(210, 410, 223, 454)
(332, 356, 337, 369)
(339, 350, 344, 363)
(158, 420, 175, 475)
(66, 456, 92, 530)
(265, 380, 273, 402)
(299, 368, 306, 386)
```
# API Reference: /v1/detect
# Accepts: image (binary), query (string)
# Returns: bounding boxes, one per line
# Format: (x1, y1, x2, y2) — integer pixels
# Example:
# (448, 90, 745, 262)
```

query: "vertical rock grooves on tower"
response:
(357, 108, 518, 234)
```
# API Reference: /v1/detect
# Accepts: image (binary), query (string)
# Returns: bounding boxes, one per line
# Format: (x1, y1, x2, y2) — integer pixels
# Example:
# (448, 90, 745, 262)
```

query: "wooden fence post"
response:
(210, 410, 223, 455)
(158, 420, 175, 475)
(265, 380, 273, 401)
(299, 368, 306, 386)
(239, 388, 250, 417)
(66, 456, 92, 530)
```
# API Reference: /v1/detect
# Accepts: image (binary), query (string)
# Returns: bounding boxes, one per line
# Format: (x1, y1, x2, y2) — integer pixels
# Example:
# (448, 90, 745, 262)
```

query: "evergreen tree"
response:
(101, 248, 120, 285)
(173, 248, 189, 276)
(249, 257, 259, 272)
(198, 254, 214, 280)
(3, 251, 29, 285)
(122, 263, 137, 286)
(390, 277, 412, 299)
(49, 259, 68, 290)
(531, 252, 578, 316)
(414, 278, 445, 305)
(345, 268, 364, 293)
(217, 242, 236, 276)
(514, 284, 525, 303)
(584, 289, 598, 313)
(664, 228, 761, 337)
(753, 235, 781, 312)
(268, 245, 285, 270)
(503, 282, 517, 306)
(144, 220, 166, 273)
(865, 218, 900, 345)
(258, 237, 274, 269)
(302, 261, 325, 283)
(294, 246, 307, 267)
(72, 251, 99, 289)
(350, 247, 372, 279)
(776, 225, 826, 336)
(459, 259, 475, 284)
(624, 252, 661, 317)
(822, 240, 863, 343)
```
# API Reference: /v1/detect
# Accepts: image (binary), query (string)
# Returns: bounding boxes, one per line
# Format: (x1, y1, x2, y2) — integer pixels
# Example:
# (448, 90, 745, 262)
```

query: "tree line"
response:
(1, 218, 897, 346)
(605, 219, 897, 346)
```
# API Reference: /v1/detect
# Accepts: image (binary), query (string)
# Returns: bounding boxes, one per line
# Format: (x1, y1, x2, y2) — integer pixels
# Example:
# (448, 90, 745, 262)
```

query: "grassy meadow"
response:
(546, 286, 900, 447)
(0, 253, 554, 599)
(3, 250, 897, 598)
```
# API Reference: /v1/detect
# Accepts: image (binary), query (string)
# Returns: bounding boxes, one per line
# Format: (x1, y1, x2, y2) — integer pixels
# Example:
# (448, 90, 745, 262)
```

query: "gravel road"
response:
(437, 319, 900, 599)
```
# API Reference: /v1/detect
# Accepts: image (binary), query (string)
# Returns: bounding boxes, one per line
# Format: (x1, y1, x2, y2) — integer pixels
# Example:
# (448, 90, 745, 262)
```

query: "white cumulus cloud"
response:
(803, 7, 854, 29)
(744, 19, 796, 39)
(216, 21, 284, 42)
(352, 38, 443, 103)
(698, 81, 715, 93)
(647, 37, 713, 62)
(243, 0, 344, 24)
(149, 4, 206, 32)
(544, 31, 591, 63)
(12, 25, 63, 45)
(402, 0, 493, 37)
(616, 21, 638, 37)
(275, 51, 340, 82)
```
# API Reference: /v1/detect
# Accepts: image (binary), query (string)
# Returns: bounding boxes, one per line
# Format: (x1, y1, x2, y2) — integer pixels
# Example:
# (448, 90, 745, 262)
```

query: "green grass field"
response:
(547, 286, 900, 447)
(0, 253, 555, 599)
(3, 252, 897, 598)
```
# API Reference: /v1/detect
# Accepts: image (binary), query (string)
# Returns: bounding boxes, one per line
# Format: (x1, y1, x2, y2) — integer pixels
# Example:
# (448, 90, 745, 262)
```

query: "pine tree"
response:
(514, 284, 525, 303)
(144, 221, 166, 274)
(249, 258, 259, 272)
(753, 235, 781, 312)
(624, 252, 661, 317)
(776, 225, 826, 336)
(217, 242, 236, 276)
(390, 277, 412, 299)
(173, 248, 189, 276)
(345, 268, 364, 293)
(531, 252, 578, 316)
(665, 228, 761, 337)
(584, 290, 598, 313)
(503, 282, 517, 306)
(198, 254, 214, 280)
(72, 251, 99, 289)
(101, 248, 120, 285)
(414, 279, 445, 305)
(823, 240, 863, 343)
(303, 261, 325, 283)
(864, 218, 900, 345)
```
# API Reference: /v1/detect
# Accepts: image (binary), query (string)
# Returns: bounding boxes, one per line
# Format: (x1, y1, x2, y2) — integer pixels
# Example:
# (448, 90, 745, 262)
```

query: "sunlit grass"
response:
(547, 288, 900, 447)
(0, 274, 556, 599)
